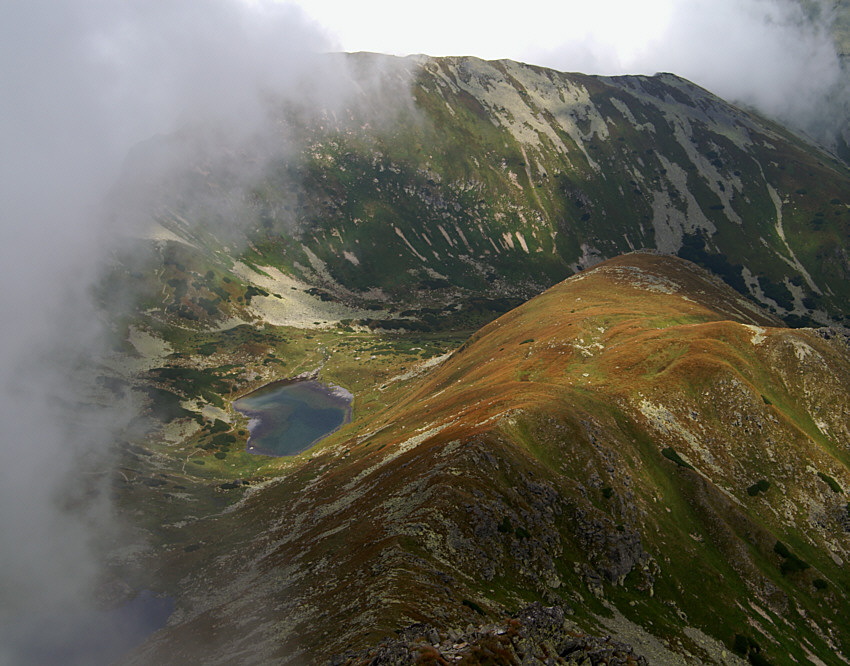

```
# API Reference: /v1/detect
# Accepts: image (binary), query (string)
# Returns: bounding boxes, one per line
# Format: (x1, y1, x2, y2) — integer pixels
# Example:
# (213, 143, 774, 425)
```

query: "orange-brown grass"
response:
(368, 255, 781, 446)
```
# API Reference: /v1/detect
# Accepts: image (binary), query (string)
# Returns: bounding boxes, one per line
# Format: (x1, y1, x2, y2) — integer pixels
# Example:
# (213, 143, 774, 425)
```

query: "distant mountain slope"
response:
(830, 0, 850, 160)
(811, 0, 850, 160)
(124, 254, 850, 665)
(116, 54, 850, 335)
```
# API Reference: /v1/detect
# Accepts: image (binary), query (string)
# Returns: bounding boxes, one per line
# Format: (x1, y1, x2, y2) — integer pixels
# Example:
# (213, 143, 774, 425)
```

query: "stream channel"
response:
(233, 380, 353, 456)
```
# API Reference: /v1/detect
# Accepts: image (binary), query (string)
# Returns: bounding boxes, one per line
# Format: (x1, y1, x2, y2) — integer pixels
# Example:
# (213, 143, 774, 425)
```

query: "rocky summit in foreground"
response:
(120, 253, 850, 665)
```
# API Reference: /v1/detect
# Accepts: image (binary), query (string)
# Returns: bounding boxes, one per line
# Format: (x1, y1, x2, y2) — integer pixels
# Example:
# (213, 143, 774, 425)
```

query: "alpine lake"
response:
(233, 380, 353, 456)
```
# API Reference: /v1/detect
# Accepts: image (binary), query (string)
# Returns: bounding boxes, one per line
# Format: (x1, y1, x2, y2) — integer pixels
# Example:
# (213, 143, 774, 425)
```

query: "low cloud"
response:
(530, 0, 847, 149)
(0, 1, 352, 660)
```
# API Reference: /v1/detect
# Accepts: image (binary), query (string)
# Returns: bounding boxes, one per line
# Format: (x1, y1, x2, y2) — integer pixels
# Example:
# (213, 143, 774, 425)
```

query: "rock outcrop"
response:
(331, 603, 647, 666)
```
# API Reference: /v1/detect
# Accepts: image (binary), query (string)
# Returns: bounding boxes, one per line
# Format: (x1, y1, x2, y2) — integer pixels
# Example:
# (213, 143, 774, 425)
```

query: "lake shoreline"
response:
(233, 379, 352, 457)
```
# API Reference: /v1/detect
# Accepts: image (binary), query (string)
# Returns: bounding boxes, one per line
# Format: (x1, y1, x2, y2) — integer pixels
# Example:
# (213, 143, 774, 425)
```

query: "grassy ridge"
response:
(124, 254, 850, 665)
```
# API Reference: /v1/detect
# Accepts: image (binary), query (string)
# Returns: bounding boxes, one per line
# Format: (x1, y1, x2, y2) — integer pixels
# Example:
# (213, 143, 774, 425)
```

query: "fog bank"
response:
(527, 0, 849, 151)
(0, 1, 344, 660)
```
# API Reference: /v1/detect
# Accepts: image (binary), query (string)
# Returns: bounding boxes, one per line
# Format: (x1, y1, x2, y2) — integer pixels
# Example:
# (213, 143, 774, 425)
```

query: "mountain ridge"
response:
(119, 253, 850, 665)
(111, 54, 850, 338)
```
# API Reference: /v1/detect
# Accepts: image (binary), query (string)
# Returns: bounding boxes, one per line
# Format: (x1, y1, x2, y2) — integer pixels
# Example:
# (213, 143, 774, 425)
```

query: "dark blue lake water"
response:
(234, 380, 352, 456)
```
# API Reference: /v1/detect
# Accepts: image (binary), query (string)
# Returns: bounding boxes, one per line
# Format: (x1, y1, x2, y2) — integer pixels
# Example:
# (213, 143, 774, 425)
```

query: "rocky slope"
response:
(111, 54, 850, 340)
(102, 54, 850, 665)
(120, 254, 850, 665)
(334, 602, 649, 666)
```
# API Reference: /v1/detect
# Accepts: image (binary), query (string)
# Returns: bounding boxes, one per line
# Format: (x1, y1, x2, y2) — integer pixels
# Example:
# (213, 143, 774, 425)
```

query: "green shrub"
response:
(462, 599, 485, 615)
(602, 486, 614, 499)
(758, 276, 794, 310)
(733, 634, 749, 655)
(813, 578, 828, 590)
(817, 472, 842, 493)
(497, 517, 513, 534)
(244, 285, 269, 304)
(780, 557, 809, 576)
(212, 433, 236, 447)
(514, 526, 530, 540)
(662, 447, 694, 469)
(191, 459, 205, 465)
(196, 297, 220, 316)
(747, 479, 770, 496)
(678, 233, 748, 294)
(138, 386, 194, 422)
(210, 419, 229, 433)
(774, 540, 810, 574)
(214, 451, 227, 460)
(734, 633, 767, 662)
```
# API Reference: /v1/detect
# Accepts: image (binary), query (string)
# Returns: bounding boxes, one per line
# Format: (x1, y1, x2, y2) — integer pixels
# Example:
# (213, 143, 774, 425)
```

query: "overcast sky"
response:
(277, 0, 678, 64)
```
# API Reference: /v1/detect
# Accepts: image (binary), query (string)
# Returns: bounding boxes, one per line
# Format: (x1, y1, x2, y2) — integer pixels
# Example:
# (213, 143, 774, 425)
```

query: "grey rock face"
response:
(330, 602, 647, 666)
